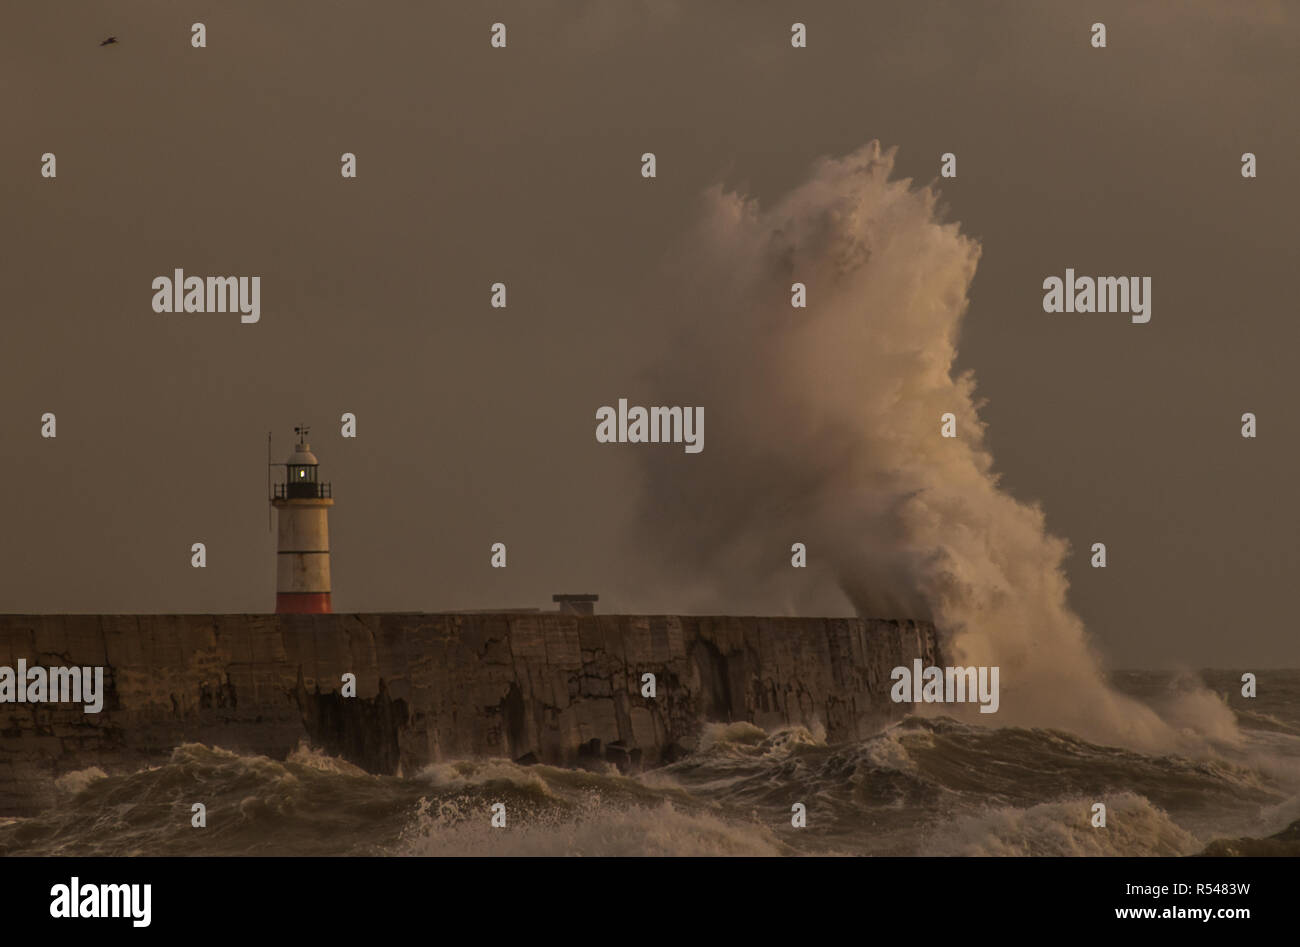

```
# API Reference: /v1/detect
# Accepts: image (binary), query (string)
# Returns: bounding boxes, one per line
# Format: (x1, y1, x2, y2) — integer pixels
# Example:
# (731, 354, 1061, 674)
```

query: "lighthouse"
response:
(270, 425, 334, 613)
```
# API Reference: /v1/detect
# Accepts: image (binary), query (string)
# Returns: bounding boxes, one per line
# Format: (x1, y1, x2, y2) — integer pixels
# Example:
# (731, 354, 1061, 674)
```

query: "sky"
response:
(1, 1, 1296, 669)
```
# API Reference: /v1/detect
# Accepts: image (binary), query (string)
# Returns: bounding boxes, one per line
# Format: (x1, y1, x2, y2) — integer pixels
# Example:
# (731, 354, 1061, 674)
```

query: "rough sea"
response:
(2, 670, 1297, 857)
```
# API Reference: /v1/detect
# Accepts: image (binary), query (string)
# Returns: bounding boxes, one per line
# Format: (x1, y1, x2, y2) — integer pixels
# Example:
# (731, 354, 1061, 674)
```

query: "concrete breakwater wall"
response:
(0, 613, 942, 814)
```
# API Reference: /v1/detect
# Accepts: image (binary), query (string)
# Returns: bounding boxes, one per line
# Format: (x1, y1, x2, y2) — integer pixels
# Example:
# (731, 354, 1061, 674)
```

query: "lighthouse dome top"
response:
(287, 443, 318, 465)
(286, 424, 318, 465)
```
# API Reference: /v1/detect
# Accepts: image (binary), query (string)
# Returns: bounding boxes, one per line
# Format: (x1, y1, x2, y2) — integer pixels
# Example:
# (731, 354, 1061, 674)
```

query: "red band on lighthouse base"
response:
(276, 592, 332, 614)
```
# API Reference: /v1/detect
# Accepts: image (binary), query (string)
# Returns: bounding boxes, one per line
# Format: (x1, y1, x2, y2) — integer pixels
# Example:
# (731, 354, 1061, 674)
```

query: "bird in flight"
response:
(99, 36, 118, 46)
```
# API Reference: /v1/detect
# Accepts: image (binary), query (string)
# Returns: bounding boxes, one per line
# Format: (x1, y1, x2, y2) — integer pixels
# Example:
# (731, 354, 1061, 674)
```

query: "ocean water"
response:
(2, 669, 1297, 857)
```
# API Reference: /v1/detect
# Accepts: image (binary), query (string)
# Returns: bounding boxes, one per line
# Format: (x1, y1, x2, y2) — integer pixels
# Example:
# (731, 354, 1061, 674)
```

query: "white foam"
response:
(54, 767, 108, 796)
(922, 792, 1201, 856)
(397, 798, 788, 857)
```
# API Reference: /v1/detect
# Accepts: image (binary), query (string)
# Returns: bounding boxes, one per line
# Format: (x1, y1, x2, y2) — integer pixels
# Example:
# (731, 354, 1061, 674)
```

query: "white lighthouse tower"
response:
(270, 425, 334, 613)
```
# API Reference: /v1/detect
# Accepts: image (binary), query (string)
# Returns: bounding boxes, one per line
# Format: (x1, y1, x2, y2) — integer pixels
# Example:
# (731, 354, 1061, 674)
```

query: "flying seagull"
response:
(99, 36, 118, 46)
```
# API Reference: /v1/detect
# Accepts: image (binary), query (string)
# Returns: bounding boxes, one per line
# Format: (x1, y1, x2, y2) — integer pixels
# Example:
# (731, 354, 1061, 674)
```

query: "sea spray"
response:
(629, 141, 1236, 753)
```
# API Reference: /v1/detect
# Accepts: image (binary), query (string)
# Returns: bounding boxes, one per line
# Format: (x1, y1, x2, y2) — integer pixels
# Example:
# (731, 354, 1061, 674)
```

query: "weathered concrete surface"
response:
(0, 613, 942, 814)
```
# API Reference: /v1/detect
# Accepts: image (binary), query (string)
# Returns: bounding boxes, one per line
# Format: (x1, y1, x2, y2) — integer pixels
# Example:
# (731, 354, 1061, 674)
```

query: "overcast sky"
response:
(1, 1, 1296, 669)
